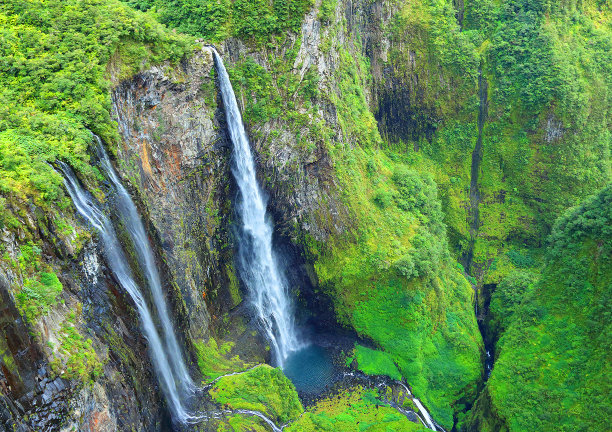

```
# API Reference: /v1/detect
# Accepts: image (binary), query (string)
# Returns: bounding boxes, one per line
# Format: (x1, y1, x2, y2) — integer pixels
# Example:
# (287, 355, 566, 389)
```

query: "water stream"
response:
(211, 48, 302, 367)
(59, 163, 199, 424)
(95, 137, 195, 393)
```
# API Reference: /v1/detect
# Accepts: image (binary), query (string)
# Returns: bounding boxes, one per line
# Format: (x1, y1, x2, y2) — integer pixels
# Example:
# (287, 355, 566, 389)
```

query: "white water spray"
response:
(59, 163, 199, 423)
(211, 48, 302, 366)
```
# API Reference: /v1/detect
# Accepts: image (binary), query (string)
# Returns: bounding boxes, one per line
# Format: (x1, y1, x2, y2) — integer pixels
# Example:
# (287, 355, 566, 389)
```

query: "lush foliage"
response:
(285, 387, 429, 432)
(1, 0, 607, 429)
(0, 0, 191, 234)
(16, 271, 63, 321)
(2, 240, 67, 322)
(466, 185, 612, 431)
(382, 0, 611, 286)
(195, 337, 248, 382)
(50, 311, 103, 383)
(123, 0, 313, 43)
(209, 365, 303, 424)
(176, 3, 485, 426)
(354, 345, 402, 380)
(485, 271, 536, 345)
(215, 414, 268, 432)
(301, 34, 483, 427)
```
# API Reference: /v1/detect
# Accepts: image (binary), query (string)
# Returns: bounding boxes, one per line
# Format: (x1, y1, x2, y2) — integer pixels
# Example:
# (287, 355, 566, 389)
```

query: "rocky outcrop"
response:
(110, 49, 246, 344)
(0, 214, 169, 430)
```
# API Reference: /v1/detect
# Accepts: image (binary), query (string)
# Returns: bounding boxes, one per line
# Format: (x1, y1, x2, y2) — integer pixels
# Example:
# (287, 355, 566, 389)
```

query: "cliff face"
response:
(0, 202, 169, 431)
(111, 51, 227, 342)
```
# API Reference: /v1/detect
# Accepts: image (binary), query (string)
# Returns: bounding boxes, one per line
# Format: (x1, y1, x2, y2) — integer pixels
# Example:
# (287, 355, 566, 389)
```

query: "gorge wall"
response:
(0, 0, 609, 431)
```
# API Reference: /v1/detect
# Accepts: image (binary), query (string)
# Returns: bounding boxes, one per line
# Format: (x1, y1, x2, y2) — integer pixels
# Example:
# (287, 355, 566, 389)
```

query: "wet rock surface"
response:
(0, 208, 169, 431)
(111, 49, 235, 343)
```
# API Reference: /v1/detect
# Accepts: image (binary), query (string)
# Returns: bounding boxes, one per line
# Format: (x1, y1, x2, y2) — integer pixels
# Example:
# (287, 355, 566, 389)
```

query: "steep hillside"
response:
(0, 0, 196, 429)
(466, 185, 611, 431)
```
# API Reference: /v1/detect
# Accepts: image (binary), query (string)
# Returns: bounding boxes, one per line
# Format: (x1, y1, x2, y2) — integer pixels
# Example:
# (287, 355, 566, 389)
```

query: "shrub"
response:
(355, 344, 402, 380)
(487, 271, 536, 344)
(373, 189, 394, 209)
(16, 272, 63, 321)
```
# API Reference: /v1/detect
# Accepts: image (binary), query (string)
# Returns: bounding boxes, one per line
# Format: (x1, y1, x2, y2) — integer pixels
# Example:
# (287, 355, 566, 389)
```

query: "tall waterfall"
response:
(212, 48, 301, 367)
(94, 137, 195, 392)
(59, 162, 198, 424)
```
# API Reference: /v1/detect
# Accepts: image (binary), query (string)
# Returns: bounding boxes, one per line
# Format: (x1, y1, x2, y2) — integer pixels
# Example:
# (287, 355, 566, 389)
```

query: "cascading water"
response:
(211, 48, 301, 367)
(59, 163, 199, 424)
(94, 137, 195, 393)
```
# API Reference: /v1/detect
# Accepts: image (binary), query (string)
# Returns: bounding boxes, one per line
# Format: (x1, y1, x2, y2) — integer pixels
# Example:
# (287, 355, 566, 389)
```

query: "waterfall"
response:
(94, 137, 195, 393)
(211, 48, 302, 367)
(59, 163, 199, 424)
(413, 398, 438, 431)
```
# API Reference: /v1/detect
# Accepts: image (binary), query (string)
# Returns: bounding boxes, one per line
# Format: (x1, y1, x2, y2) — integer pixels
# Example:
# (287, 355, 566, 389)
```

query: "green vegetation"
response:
(4, 240, 64, 322)
(300, 33, 482, 428)
(159, 1, 485, 426)
(379, 0, 611, 286)
(209, 365, 303, 424)
(1, 0, 609, 430)
(123, 0, 313, 43)
(194, 337, 248, 382)
(16, 271, 63, 321)
(285, 387, 429, 431)
(318, 0, 337, 25)
(216, 414, 267, 432)
(354, 345, 401, 380)
(0, 0, 191, 243)
(50, 312, 103, 383)
(466, 185, 612, 431)
(485, 271, 537, 346)
(212, 381, 431, 431)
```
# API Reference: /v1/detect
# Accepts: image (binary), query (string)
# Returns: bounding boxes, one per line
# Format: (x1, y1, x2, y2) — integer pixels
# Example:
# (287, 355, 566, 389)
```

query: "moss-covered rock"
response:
(209, 364, 303, 424)
(215, 414, 269, 432)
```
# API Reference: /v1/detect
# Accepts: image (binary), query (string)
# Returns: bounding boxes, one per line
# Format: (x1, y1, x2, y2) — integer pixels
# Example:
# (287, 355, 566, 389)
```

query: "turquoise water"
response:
(283, 345, 336, 395)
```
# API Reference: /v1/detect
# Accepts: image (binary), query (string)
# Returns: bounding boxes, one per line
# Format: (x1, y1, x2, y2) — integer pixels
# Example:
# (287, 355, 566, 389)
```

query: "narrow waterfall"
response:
(94, 137, 195, 393)
(59, 163, 198, 424)
(395, 381, 443, 431)
(211, 48, 301, 367)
